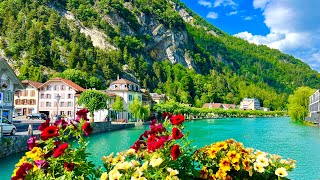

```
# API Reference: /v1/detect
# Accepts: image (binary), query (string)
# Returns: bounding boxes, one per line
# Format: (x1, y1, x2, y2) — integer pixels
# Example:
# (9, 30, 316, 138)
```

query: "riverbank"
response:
(0, 121, 140, 158)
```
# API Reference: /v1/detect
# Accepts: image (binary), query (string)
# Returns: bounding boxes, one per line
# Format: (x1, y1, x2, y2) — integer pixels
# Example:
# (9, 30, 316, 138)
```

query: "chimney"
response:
(117, 75, 119, 80)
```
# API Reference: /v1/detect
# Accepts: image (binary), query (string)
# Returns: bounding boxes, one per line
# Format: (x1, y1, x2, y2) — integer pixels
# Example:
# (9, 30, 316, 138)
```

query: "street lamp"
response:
(56, 94, 61, 116)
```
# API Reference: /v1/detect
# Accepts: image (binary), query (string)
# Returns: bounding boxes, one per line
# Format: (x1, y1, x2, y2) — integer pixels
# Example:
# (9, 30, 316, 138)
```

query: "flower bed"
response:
(11, 110, 295, 180)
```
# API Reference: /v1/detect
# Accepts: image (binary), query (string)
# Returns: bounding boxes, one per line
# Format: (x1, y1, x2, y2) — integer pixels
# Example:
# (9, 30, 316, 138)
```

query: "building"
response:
(14, 80, 43, 116)
(202, 103, 236, 110)
(0, 59, 24, 122)
(141, 89, 153, 106)
(150, 93, 167, 104)
(106, 78, 142, 120)
(239, 98, 261, 110)
(37, 77, 86, 119)
(309, 90, 320, 119)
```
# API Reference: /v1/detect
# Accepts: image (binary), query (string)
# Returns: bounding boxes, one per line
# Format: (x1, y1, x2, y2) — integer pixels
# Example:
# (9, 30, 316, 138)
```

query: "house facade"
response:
(37, 78, 85, 119)
(106, 78, 142, 120)
(239, 98, 261, 110)
(14, 80, 42, 116)
(150, 93, 167, 104)
(309, 90, 320, 119)
(202, 103, 236, 110)
(141, 89, 153, 106)
(0, 59, 24, 122)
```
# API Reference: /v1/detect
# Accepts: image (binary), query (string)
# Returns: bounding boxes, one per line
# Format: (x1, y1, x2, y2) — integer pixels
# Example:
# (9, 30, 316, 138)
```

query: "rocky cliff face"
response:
(50, 2, 197, 70)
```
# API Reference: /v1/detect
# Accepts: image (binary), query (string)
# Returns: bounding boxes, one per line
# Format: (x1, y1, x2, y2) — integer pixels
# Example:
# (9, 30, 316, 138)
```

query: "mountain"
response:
(0, 0, 319, 110)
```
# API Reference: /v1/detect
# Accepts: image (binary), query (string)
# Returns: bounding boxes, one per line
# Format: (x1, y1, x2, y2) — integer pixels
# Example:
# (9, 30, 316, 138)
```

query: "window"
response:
(68, 94, 72, 99)
(4, 91, 10, 103)
(111, 85, 116, 90)
(46, 102, 51, 107)
(46, 94, 51, 99)
(40, 94, 44, 99)
(15, 99, 20, 105)
(54, 85, 58, 90)
(67, 102, 72, 107)
(23, 90, 28, 96)
(61, 102, 65, 107)
(129, 95, 133, 101)
(40, 102, 44, 107)
(60, 111, 65, 115)
(23, 99, 27, 105)
(61, 85, 65, 90)
(67, 111, 72, 116)
(47, 85, 51, 90)
(68, 86, 72, 90)
(30, 90, 35, 97)
(30, 99, 36, 105)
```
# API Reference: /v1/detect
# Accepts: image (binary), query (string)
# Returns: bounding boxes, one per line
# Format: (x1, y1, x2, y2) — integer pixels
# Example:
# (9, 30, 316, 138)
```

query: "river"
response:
(0, 117, 319, 179)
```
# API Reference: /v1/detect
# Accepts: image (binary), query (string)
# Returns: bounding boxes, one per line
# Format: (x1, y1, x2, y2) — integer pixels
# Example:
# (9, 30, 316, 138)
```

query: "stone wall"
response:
(92, 122, 135, 134)
(0, 134, 40, 158)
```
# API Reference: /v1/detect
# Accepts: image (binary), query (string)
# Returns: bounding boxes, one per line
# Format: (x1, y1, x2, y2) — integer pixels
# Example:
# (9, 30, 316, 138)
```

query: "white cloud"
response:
(243, 16, 253, 20)
(198, 0, 212, 7)
(214, 0, 237, 8)
(206, 12, 219, 19)
(234, 0, 320, 71)
(227, 11, 238, 16)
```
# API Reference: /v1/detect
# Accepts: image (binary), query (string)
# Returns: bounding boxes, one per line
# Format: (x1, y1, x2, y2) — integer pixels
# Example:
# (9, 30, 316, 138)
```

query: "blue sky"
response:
(180, 0, 320, 72)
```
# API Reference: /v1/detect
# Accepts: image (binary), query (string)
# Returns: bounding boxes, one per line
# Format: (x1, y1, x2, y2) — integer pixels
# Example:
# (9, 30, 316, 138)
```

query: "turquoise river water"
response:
(0, 117, 320, 179)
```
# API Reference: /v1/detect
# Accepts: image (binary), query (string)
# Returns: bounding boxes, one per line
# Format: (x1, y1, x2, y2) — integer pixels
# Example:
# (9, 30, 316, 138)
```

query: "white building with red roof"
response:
(106, 78, 142, 121)
(37, 77, 86, 118)
(14, 80, 43, 115)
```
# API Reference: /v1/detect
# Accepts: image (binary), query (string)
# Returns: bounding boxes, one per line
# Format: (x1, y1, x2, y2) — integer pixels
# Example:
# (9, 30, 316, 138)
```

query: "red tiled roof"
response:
(202, 103, 223, 108)
(21, 80, 43, 88)
(110, 78, 138, 86)
(39, 77, 86, 92)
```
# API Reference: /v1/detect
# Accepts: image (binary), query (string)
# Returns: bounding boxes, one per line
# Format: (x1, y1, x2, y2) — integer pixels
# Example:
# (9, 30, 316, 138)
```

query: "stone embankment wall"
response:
(0, 122, 138, 158)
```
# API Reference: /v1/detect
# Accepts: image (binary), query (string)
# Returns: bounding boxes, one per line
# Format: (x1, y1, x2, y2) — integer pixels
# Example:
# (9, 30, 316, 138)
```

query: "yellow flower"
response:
(232, 161, 240, 171)
(166, 176, 179, 180)
(127, 149, 136, 155)
(131, 177, 147, 180)
(256, 154, 269, 167)
(25, 147, 43, 160)
(219, 158, 231, 172)
(253, 162, 265, 173)
(112, 155, 125, 165)
(140, 161, 149, 171)
(102, 153, 114, 164)
(215, 142, 228, 150)
(109, 169, 122, 180)
(207, 146, 219, 158)
(227, 150, 241, 163)
(215, 169, 227, 179)
(15, 156, 27, 167)
(131, 160, 141, 167)
(242, 158, 251, 171)
(131, 168, 143, 179)
(167, 168, 179, 176)
(150, 157, 163, 167)
(101, 172, 108, 180)
(118, 161, 133, 170)
(275, 167, 288, 177)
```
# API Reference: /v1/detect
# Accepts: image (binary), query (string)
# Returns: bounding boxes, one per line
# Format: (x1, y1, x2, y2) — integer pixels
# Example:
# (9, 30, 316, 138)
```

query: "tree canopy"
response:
(288, 86, 315, 121)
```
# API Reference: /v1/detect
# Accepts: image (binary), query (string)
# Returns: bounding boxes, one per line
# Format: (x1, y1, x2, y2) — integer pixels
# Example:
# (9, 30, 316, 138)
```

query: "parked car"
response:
(1, 118, 16, 135)
(26, 113, 47, 120)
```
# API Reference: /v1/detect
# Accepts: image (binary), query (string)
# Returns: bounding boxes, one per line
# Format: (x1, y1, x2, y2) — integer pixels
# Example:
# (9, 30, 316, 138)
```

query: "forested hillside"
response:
(0, 0, 319, 110)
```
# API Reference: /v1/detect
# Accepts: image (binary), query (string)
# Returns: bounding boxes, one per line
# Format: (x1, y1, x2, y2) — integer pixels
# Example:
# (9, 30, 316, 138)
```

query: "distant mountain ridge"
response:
(0, 0, 319, 109)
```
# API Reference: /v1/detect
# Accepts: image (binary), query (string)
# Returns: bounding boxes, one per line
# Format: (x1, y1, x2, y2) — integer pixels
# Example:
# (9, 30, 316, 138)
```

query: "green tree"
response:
(112, 96, 124, 121)
(288, 86, 315, 121)
(77, 90, 109, 122)
(128, 94, 142, 121)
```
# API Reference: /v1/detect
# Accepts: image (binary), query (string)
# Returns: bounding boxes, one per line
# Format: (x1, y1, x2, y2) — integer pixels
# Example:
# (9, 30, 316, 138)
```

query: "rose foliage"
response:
(12, 112, 295, 180)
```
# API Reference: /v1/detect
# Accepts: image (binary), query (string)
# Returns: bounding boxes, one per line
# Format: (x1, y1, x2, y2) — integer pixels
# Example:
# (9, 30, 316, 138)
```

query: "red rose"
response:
(170, 144, 181, 160)
(151, 124, 165, 133)
(170, 114, 185, 125)
(41, 126, 59, 140)
(53, 143, 68, 158)
(76, 108, 89, 122)
(38, 120, 50, 131)
(27, 136, 37, 150)
(172, 128, 184, 139)
(64, 162, 75, 171)
(82, 122, 93, 136)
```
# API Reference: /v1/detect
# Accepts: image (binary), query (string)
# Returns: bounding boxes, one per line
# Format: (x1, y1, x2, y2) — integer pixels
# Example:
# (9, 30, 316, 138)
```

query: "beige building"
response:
(37, 78, 86, 118)
(14, 80, 43, 116)
(106, 78, 142, 120)
(0, 59, 24, 122)
(150, 93, 167, 104)
(239, 98, 261, 110)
